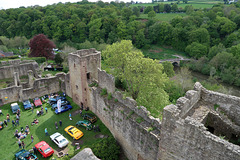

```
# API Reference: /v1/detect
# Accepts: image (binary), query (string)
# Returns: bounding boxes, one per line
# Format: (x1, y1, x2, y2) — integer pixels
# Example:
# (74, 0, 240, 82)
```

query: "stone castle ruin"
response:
(0, 49, 239, 160)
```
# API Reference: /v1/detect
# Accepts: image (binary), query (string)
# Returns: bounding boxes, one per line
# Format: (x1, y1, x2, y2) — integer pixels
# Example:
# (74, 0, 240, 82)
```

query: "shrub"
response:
(136, 117, 144, 123)
(114, 98, 118, 102)
(100, 88, 107, 96)
(214, 104, 220, 111)
(92, 136, 120, 160)
(107, 93, 112, 100)
(63, 67, 69, 73)
(147, 127, 154, 132)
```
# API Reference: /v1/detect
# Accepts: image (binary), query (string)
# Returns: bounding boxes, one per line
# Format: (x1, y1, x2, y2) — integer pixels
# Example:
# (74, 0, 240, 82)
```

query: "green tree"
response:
(144, 6, 154, 14)
(132, 7, 140, 17)
(102, 40, 169, 117)
(183, 0, 188, 3)
(172, 3, 178, 12)
(188, 28, 210, 46)
(92, 136, 120, 160)
(159, 3, 164, 12)
(164, 4, 171, 13)
(148, 11, 156, 18)
(135, 29, 146, 48)
(185, 42, 208, 59)
(162, 61, 175, 77)
(55, 53, 64, 65)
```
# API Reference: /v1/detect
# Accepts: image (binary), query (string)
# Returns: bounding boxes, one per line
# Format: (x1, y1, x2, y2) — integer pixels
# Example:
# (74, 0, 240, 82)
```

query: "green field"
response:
(131, 0, 224, 9)
(0, 96, 111, 160)
(141, 45, 188, 60)
(139, 13, 187, 21)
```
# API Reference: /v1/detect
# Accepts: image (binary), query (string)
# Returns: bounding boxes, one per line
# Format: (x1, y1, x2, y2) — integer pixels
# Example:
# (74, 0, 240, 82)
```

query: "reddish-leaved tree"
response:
(28, 34, 56, 60)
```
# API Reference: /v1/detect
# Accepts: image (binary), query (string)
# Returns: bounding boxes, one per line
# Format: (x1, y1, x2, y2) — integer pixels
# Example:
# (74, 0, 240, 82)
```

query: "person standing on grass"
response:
(12, 120, 16, 127)
(59, 120, 62, 127)
(45, 128, 49, 136)
(22, 141, 25, 149)
(79, 109, 82, 116)
(55, 121, 58, 130)
(31, 106, 34, 114)
(17, 139, 21, 149)
(16, 119, 19, 126)
(45, 107, 48, 113)
(6, 114, 10, 122)
(4, 119, 7, 127)
(69, 113, 72, 120)
(33, 146, 37, 155)
(31, 135, 34, 143)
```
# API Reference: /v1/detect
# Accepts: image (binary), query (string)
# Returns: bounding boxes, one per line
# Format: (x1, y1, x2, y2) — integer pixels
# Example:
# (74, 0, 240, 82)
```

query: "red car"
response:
(35, 141, 54, 158)
(33, 98, 42, 107)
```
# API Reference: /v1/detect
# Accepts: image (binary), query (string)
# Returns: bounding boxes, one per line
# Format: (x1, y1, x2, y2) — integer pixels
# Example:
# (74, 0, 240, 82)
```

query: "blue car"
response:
(55, 105, 72, 114)
(23, 100, 31, 110)
(51, 100, 70, 110)
(15, 149, 38, 160)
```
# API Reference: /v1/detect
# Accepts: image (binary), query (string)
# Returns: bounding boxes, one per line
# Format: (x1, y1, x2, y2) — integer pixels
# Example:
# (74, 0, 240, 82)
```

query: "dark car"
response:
(51, 100, 70, 110)
(82, 113, 97, 123)
(23, 100, 31, 110)
(15, 149, 38, 160)
(55, 105, 72, 114)
(76, 120, 93, 130)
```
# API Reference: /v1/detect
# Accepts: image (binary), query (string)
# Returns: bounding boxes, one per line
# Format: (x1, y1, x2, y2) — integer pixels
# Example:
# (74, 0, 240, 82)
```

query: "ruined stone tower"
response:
(68, 48, 101, 108)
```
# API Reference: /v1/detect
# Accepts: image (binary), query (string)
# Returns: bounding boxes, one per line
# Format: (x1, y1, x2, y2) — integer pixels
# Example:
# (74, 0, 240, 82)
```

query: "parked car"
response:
(76, 120, 93, 130)
(64, 125, 84, 140)
(51, 100, 70, 110)
(11, 103, 20, 114)
(33, 98, 42, 107)
(82, 113, 97, 123)
(15, 149, 38, 160)
(50, 132, 69, 148)
(49, 96, 66, 102)
(23, 100, 31, 110)
(55, 105, 72, 114)
(35, 141, 54, 158)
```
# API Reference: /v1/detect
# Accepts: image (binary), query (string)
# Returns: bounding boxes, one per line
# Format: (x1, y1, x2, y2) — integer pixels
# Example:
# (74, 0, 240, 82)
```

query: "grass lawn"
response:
(0, 96, 111, 160)
(139, 13, 187, 21)
(141, 45, 189, 60)
(131, 0, 224, 9)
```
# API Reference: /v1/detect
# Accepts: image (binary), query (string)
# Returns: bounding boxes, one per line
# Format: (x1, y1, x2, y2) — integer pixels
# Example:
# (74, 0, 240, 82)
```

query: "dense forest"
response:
(0, 1, 240, 87)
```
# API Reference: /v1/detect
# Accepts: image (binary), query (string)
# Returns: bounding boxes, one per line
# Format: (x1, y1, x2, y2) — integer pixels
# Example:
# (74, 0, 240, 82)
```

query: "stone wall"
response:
(90, 87, 160, 160)
(0, 61, 39, 79)
(201, 87, 240, 126)
(0, 86, 22, 104)
(97, 69, 115, 94)
(0, 72, 67, 105)
(158, 104, 240, 160)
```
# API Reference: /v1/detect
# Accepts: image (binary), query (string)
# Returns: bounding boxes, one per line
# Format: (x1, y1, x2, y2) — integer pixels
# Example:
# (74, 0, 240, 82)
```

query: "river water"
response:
(175, 67, 240, 97)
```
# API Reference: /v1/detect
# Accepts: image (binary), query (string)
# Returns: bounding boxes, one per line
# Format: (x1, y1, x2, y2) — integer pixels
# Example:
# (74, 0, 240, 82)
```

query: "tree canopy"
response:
(28, 34, 56, 59)
(102, 40, 169, 117)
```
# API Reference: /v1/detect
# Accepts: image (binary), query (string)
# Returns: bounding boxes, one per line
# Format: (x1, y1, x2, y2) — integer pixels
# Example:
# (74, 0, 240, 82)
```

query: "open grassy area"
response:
(0, 96, 111, 160)
(131, 0, 224, 9)
(139, 13, 187, 21)
(141, 45, 189, 60)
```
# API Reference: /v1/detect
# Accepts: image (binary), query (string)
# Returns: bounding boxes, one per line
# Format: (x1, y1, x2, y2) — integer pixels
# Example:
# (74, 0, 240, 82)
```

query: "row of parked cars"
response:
(10, 97, 43, 114)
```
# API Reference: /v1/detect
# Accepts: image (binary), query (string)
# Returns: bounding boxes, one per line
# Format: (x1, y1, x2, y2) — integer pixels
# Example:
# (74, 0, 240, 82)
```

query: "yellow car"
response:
(64, 125, 84, 140)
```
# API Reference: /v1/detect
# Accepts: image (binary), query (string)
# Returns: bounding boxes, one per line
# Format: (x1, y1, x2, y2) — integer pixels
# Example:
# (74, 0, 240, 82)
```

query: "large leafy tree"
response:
(102, 40, 169, 117)
(28, 34, 56, 60)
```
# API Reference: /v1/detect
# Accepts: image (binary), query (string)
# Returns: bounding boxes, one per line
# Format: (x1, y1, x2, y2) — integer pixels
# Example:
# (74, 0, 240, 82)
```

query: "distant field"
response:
(139, 13, 187, 21)
(141, 45, 189, 60)
(131, 0, 224, 9)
